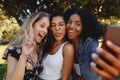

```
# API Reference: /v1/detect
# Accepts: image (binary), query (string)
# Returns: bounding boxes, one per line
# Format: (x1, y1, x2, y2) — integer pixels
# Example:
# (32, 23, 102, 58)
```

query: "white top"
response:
(39, 42, 67, 80)
(74, 63, 81, 76)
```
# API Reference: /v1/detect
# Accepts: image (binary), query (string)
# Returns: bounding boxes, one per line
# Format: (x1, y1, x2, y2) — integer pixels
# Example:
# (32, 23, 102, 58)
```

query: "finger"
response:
(24, 29, 29, 40)
(30, 41, 36, 48)
(90, 62, 114, 80)
(92, 53, 119, 77)
(97, 47, 120, 72)
(27, 40, 35, 48)
(29, 31, 34, 42)
(106, 40, 120, 59)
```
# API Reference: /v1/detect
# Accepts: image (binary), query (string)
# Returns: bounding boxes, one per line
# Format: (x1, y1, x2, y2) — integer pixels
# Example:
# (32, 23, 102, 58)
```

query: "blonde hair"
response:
(9, 12, 50, 48)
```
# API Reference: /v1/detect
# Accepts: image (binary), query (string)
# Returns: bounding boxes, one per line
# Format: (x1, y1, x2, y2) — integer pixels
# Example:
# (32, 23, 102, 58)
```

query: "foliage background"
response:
(0, 0, 120, 44)
(0, 0, 120, 80)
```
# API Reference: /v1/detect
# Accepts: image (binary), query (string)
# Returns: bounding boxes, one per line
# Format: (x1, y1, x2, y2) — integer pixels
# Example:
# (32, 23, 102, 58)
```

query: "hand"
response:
(21, 30, 35, 58)
(91, 40, 120, 80)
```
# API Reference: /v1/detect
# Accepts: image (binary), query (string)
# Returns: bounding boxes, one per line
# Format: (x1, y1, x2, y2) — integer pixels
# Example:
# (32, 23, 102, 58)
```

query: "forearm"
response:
(11, 55, 27, 80)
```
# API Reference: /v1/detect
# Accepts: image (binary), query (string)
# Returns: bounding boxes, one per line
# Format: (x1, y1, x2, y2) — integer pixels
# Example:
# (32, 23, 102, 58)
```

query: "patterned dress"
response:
(2, 46, 43, 80)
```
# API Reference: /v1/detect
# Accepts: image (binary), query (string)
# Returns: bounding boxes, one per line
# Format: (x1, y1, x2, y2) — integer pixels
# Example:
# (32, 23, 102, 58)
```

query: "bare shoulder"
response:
(63, 42, 74, 50)
(63, 42, 74, 56)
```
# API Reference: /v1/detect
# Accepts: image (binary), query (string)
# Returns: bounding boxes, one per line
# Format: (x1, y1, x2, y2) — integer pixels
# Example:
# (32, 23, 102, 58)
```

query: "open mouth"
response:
(54, 32, 61, 37)
(38, 33, 43, 39)
(68, 30, 74, 35)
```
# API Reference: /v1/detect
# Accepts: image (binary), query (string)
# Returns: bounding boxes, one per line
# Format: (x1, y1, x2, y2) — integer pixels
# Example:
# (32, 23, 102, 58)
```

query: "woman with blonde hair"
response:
(2, 11, 50, 80)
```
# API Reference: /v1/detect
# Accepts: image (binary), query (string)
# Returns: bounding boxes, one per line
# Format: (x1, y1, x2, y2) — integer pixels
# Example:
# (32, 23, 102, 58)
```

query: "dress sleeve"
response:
(2, 46, 22, 60)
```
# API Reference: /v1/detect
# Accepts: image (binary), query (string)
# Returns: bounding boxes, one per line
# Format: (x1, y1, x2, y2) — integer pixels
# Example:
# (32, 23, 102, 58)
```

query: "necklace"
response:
(27, 55, 38, 67)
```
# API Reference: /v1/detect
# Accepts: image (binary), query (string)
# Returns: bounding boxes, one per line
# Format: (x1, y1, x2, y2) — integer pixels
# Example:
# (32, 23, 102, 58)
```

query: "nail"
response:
(90, 62, 96, 67)
(96, 47, 102, 52)
(91, 53, 98, 59)
(106, 40, 112, 46)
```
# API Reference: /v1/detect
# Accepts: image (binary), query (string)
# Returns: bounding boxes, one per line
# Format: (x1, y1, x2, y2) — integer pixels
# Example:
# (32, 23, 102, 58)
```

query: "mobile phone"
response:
(97, 25, 120, 69)
(102, 25, 120, 56)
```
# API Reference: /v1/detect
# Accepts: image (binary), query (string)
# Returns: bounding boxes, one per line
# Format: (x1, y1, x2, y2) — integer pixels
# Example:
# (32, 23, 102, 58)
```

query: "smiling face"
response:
(51, 16, 66, 41)
(67, 13, 82, 41)
(33, 17, 50, 43)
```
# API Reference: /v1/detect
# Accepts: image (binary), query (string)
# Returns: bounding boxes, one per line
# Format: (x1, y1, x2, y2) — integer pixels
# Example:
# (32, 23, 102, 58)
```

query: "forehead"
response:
(36, 17, 49, 24)
(51, 16, 64, 22)
(39, 17, 49, 21)
(69, 13, 81, 21)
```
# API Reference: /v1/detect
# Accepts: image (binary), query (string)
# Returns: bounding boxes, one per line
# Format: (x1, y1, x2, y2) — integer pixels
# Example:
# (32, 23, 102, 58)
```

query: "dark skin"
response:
(91, 40, 120, 80)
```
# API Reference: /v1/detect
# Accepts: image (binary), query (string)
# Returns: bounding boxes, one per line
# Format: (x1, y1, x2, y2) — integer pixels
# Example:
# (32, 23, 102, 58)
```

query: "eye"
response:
(59, 22, 65, 26)
(67, 20, 71, 24)
(67, 21, 72, 26)
(76, 23, 81, 26)
(67, 20, 72, 24)
(51, 23, 56, 27)
(76, 22, 81, 26)
(40, 24, 45, 28)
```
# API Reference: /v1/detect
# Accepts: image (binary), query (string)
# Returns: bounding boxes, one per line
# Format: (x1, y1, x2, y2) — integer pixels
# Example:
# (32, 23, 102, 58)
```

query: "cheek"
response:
(62, 26, 67, 31)
(64, 29, 67, 34)
(45, 30, 48, 36)
(34, 25, 39, 32)
(78, 26, 82, 33)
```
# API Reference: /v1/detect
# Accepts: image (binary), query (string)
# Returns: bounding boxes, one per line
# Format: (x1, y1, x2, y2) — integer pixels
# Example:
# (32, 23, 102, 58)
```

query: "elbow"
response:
(62, 76, 71, 80)
(6, 76, 23, 80)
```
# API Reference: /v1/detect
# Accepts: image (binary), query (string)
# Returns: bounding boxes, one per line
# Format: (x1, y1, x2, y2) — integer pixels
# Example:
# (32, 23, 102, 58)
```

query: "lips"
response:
(38, 33, 43, 40)
(68, 30, 74, 36)
(54, 33, 61, 37)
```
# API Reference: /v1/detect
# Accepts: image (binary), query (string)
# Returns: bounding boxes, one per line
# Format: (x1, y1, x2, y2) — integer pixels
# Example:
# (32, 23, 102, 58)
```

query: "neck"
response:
(54, 40, 64, 46)
(71, 38, 81, 53)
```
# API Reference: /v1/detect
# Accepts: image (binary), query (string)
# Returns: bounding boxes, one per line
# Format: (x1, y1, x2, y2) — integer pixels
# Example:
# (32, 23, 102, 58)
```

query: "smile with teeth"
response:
(68, 30, 74, 33)
(68, 30, 74, 35)
(38, 33, 43, 39)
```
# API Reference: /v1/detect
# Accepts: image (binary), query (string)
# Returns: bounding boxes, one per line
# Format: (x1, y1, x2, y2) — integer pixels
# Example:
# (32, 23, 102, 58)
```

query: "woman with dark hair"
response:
(64, 8, 103, 80)
(39, 12, 74, 80)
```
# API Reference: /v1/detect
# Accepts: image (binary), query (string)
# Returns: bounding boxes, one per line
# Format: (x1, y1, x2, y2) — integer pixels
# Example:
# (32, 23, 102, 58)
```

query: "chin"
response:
(68, 37, 74, 40)
(36, 40, 42, 44)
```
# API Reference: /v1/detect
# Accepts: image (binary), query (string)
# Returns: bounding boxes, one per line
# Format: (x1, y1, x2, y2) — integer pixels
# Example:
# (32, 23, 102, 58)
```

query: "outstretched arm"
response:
(91, 40, 120, 80)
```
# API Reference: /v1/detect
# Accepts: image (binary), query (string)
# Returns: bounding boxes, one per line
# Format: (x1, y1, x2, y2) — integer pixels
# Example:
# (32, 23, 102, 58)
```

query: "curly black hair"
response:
(64, 8, 104, 41)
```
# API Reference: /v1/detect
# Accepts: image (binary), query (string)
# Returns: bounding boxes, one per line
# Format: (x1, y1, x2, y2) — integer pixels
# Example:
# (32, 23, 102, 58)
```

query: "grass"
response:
(0, 44, 8, 80)
(0, 64, 7, 80)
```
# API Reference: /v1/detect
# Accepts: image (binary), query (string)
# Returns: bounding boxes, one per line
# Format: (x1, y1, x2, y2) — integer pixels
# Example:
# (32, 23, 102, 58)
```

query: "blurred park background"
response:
(0, 0, 120, 80)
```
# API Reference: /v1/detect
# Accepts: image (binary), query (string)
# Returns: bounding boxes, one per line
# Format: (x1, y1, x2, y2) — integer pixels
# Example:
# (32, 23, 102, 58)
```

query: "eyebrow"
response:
(41, 22, 47, 25)
(69, 19, 81, 22)
(52, 21, 65, 24)
(59, 22, 65, 24)
(76, 21, 81, 23)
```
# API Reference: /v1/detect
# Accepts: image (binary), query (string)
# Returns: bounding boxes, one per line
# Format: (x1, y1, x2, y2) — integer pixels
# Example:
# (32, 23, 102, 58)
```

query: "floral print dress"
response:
(2, 46, 43, 80)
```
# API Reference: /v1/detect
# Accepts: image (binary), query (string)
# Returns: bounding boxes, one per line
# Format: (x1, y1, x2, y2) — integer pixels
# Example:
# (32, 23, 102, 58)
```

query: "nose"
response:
(42, 27, 48, 35)
(69, 23, 74, 28)
(55, 25, 60, 30)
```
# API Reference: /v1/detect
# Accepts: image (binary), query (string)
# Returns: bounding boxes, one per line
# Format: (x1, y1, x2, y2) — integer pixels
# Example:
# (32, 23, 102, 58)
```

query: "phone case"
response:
(97, 25, 120, 69)
(102, 26, 120, 56)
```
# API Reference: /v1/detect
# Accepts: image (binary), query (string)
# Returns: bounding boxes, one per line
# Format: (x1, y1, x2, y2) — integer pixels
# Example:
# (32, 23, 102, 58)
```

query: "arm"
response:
(91, 40, 120, 80)
(7, 55, 27, 80)
(62, 43, 74, 80)
(7, 33, 35, 80)
(7, 56, 18, 80)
